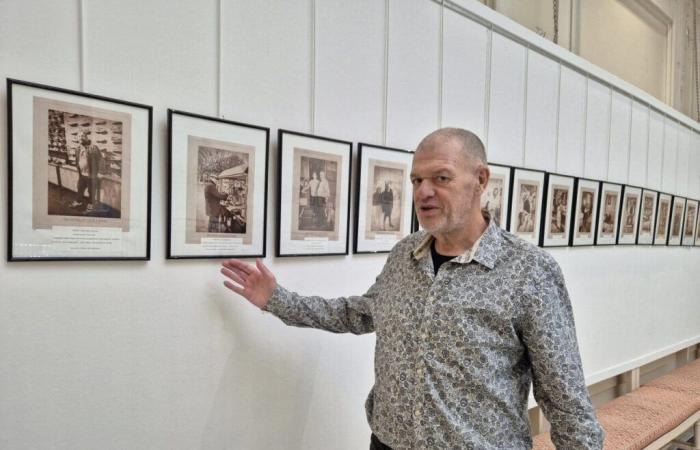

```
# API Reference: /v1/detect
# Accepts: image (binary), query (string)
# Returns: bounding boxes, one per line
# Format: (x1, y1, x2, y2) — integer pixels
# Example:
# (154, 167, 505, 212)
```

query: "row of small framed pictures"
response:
(6, 78, 415, 260)
(483, 165, 700, 248)
(7, 78, 699, 261)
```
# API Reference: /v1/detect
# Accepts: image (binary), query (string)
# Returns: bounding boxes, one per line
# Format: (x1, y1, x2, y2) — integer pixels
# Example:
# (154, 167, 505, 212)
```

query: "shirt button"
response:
(416, 367, 423, 377)
(421, 333, 428, 340)
(414, 408, 422, 417)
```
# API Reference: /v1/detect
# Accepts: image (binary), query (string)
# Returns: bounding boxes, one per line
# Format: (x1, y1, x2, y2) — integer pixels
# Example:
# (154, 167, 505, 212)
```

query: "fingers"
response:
(223, 280, 245, 296)
(222, 259, 253, 275)
(220, 267, 246, 286)
(256, 259, 274, 279)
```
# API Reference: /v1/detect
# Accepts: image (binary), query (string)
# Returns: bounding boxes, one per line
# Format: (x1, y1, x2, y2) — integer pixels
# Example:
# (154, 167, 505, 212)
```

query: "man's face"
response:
(410, 139, 487, 235)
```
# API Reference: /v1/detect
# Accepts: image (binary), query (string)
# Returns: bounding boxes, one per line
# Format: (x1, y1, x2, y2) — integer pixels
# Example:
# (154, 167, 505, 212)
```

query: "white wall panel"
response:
(0, 1, 80, 89)
(662, 119, 679, 193)
(222, 0, 311, 131)
(608, 91, 632, 183)
(556, 66, 587, 176)
(315, 0, 385, 143)
(583, 78, 611, 180)
(692, 132, 700, 198)
(628, 101, 649, 187)
(676, 127, 691, 197)
(86, 0, 218, 114)
(487, 33, 527, 165)
(647, 110, 665, 191)
(442, 10, 489, 137)
(385, 0, 440, 149)
(523, 50, 558, 172)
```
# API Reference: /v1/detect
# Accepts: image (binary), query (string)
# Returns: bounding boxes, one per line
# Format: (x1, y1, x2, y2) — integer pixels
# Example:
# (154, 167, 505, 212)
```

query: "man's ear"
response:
(477, 164, 490, 192)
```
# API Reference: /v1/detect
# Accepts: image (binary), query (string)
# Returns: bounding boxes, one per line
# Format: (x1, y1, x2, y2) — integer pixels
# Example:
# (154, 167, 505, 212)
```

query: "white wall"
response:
(1, 1, 699, 449)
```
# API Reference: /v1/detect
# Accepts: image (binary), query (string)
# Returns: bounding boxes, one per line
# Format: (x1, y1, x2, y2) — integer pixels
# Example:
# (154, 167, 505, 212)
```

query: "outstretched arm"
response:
(220, 258, 377, 335)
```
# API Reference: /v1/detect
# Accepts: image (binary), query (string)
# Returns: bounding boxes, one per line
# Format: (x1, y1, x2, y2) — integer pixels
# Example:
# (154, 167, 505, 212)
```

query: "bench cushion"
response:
(532, 358, 700, 450)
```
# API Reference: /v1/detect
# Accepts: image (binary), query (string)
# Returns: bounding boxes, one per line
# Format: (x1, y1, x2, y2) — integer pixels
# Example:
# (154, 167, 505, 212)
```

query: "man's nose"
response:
(414, 180, 435, 200)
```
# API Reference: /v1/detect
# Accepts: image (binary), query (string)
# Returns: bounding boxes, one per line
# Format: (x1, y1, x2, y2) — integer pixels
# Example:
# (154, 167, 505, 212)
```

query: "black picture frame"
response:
(667, 196, 686, 246)
(508, 167, 546, 246)
(276, 129, 352, 257)
(681, 198, 698, 247)
(482, 163, 512, 230)
(569, 177, 601, 247)
(540, 172, 575, 248)
(166, 109, 270, 259)
(353, 143, 415, 254)
(617, 184, 643, 245)
(595, 181, 623, 246)
(653, 192, 673, 246)
(7, 78, 152, 261)
(636, 189, 658, 245)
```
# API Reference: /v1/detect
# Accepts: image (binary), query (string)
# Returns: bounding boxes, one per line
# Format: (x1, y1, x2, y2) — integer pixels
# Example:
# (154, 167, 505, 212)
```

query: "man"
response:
(379, 180, 394, 230)
(317, 170, 331, 228)
(70, 132, 102, 211)
(220, 128, 604, 449)
(204, 175, 228, 232)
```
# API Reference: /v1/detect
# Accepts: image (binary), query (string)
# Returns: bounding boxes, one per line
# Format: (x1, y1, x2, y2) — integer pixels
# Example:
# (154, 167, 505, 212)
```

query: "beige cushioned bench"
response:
(532, 358, 700, 450)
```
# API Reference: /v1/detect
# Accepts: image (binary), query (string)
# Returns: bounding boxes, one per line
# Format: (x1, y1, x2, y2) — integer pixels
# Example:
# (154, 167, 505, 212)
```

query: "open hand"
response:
(220, 259, 276, 310)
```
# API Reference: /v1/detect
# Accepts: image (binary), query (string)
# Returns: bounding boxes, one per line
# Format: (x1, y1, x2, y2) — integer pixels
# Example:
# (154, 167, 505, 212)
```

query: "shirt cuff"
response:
(263, 284, 288, 315)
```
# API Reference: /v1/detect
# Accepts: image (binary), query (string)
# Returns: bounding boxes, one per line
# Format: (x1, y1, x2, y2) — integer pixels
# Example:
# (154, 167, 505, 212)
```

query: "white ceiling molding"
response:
(617, 0, 672, 34)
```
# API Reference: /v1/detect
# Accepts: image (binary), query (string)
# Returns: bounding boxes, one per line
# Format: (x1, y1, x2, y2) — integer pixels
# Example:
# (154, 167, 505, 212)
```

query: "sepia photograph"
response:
(571, 178, 600, 246)
(354, 144, 414, 253)
(277, 130, 351, 256)
(542, 174, 574, 247)
(292, 149, 342, 239)
(668, 197, 686, 246)
(682, 200, 698, 246)
(185, 136, 254, 243)
(596, 182, 622, 245)
(481, 164, 511, 229)
(637, 190, 658, 245)
(654, 194, 672, 245)
(508, 168, 545, 245)
(618, 186, 641, 245)
(168, 110, 269, 259)
(9, 79, 151, 261)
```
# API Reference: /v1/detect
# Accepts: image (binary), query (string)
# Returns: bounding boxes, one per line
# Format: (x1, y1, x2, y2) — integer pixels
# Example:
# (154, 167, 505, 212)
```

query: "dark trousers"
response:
(370, 434, 393, 450)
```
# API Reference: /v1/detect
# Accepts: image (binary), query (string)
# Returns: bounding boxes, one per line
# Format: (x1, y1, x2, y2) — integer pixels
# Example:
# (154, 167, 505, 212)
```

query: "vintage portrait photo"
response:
(32, 96, 132, 231)
(185, 136, 255, 245)
(682, 200, 698, 246)
(482, 175, 505, 226)
(637, 190, 658, 245)
(548, 186, 569, 237)
(654, 194, 672, 245)
(600, 191, 619, 236)
(354, 144, 413, 253)
(10, 79, 151, 260)
(618, 187, 641, 244)
(671, 200, 684, 238)
(365, 160, 406, 238)
(576, 188, 595, 237)
(571, 179, 599, 246)
(291, 148, 342, 241)
(515, 181, 539, 236)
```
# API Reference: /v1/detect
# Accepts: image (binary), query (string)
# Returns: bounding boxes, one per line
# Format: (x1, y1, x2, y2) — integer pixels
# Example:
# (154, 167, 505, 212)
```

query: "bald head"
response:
(415, 128, 487, 167)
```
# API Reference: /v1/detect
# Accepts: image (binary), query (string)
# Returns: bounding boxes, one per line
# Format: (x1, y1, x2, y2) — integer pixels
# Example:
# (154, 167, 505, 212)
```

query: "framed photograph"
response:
(595, 182, 623, 245)
(570, 178, 600, 246)
(481, 163, 511, 229)
(541, 173, 575, 247)
(617, 185, 642, 245)
(508, 168, 545, 246)
(653, 193, 673, 246)
(681, 199, 698, 247)
(276, 129, 351, 256)
(353, 143, 414, 253)
(167, 110, 269, 259)
(668, 196, 686, 246)
(636, 189, 658, 245)
(7, 78, 151, 261)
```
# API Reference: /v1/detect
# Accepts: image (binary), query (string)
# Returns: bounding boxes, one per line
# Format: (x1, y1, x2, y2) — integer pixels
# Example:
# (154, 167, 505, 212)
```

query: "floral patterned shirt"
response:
(266, 219, 604, 449)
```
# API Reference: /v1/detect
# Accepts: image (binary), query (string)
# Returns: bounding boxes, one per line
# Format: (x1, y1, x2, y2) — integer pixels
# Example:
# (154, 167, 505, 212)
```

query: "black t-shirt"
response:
(430, 240, 454, 275)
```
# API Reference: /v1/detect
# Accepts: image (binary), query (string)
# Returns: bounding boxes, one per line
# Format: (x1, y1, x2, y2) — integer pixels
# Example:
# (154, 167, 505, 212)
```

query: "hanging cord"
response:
(553, 0, 559, 44)
(694, 0, 699, 120)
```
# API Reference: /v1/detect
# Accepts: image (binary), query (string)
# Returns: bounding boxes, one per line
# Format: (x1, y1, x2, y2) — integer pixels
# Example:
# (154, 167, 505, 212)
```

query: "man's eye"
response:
(411, 178, 421, 186)
(435, 176, 451, 184)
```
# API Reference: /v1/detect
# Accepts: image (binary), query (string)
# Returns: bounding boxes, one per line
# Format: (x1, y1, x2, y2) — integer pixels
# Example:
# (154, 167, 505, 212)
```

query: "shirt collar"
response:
(411, 214, 502, 270)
